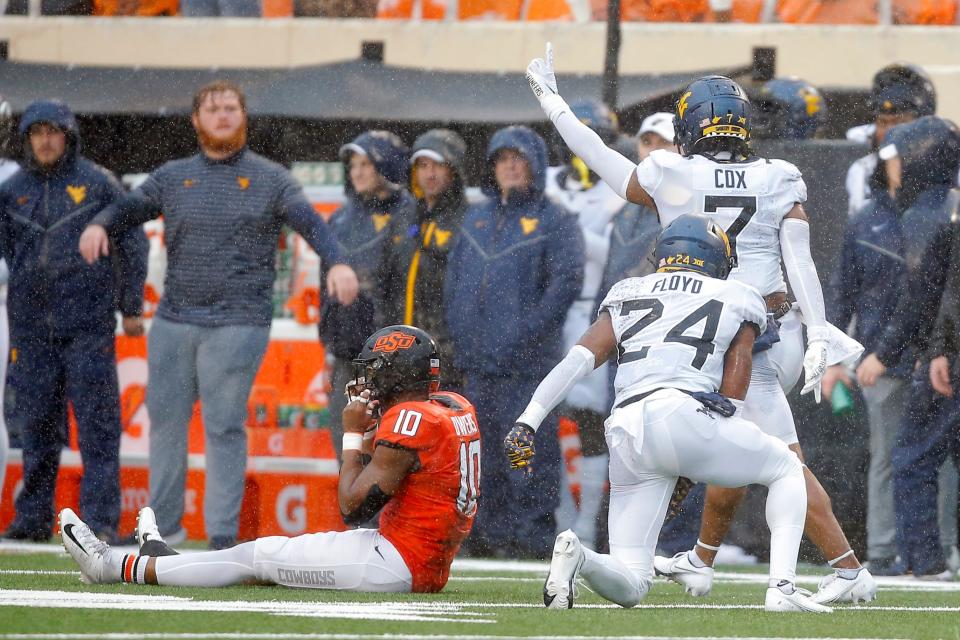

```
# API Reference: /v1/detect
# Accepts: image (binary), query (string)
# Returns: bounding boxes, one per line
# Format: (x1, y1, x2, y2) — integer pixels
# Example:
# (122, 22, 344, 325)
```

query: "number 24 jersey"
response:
(375, 392, 481, 593)
(600, 271, 767, 406)
(636, 150, 807, 297)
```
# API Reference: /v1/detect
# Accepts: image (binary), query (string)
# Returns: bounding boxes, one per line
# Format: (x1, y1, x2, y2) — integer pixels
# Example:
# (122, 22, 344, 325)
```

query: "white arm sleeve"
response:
(550, 105, 637, 200)
(780, 218, 828, 340)
(517, 345, 596, 432)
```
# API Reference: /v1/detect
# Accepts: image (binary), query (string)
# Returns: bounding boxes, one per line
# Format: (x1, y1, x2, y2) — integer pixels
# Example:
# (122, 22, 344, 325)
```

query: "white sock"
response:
(154, 542, 257, 587)
(765, 469, 807, 585)
(687, 549, 708, 568)
(580, 547, 648, 608)
(573, 454, 608, 550)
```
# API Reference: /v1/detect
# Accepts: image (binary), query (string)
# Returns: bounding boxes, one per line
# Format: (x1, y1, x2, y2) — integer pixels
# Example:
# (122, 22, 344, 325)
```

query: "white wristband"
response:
(342, 433, 363, 451)
(363, 429, 377, 442)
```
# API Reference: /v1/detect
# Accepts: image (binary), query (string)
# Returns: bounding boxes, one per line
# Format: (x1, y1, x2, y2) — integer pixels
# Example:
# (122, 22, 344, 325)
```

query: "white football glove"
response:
(801, 327, 830, 403)
(526, 42, 567, 120)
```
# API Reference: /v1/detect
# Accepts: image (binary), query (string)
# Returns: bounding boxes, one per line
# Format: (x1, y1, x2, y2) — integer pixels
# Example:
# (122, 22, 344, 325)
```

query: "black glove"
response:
(689, 391, 737, 418)
(504, 422, 536, 472)
(752, 313, 782, 354)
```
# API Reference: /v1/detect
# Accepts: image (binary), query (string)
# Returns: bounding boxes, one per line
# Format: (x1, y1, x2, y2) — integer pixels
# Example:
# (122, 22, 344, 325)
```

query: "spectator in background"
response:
(846, 64, 935, 217)
(821, 128, 912, 576)
(323, 131, 415, 458)
(595, 112, 670, 302)
(544, 100, 624, 552)
(0, 95, 19, 514)
(381, 129, 468, 391)
(855, 116, 960, 579)
(181, 0, 259, 15)
(79, 81, 358, 549)
(445, 125, 583, 558)
(0, 100, 147, 542)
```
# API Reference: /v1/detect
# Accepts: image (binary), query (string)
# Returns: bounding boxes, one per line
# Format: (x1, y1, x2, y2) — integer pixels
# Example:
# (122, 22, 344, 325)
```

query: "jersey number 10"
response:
(457, 439, 481, 517)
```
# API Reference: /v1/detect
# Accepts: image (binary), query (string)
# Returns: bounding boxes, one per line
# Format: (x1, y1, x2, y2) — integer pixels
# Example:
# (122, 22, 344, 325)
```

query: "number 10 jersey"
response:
(599, 271, 767, 406)
(635, 150, 807, 297)
(376, 392, 481, 593)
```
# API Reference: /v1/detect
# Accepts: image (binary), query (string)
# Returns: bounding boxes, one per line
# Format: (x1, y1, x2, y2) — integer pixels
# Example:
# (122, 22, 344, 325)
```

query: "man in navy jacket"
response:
(445, 125, 583, 558)
(0, 100, 147, 542)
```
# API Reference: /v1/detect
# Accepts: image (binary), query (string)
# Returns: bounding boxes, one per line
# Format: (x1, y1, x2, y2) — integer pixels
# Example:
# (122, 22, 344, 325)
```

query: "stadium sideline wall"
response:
(1, 18, 960, 122)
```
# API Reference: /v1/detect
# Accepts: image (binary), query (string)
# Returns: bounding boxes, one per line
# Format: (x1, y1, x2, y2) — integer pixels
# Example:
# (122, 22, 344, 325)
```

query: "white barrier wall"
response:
(1, 18, 960, 121)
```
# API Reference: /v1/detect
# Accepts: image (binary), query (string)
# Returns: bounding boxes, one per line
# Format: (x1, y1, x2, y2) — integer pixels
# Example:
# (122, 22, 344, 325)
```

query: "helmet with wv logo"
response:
(350, 325, 441, 407)
(674, 75, 751, 160)
(655, 213, 734, 279)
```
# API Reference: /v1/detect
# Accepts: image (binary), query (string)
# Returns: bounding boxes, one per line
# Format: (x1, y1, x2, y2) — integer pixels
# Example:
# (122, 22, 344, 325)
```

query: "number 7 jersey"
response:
(375, 391, 481, 593)
(636, 150, 807, 296)
(600, 271, 767, 406)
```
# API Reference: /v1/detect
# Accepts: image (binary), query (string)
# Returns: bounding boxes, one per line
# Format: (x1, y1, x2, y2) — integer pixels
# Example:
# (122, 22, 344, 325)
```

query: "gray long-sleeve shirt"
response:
(93, 148, 340, 327)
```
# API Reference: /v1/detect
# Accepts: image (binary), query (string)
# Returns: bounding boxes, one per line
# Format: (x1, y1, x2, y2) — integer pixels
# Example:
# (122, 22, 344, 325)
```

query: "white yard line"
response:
(0, 590, 494, 624)
(0, 635, 917, 640)
(4, 564, 960, 593)
(0, 589, 957, 614)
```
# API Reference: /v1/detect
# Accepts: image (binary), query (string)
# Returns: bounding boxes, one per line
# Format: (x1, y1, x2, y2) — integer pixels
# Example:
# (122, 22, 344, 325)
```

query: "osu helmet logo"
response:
(372, 331, 416, 353)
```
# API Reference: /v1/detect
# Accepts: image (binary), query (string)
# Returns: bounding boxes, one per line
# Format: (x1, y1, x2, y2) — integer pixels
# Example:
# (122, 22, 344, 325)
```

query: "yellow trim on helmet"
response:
(677, 91, 693, 119)
(701, 124, 748, 139)
(711, 223, 733, 259)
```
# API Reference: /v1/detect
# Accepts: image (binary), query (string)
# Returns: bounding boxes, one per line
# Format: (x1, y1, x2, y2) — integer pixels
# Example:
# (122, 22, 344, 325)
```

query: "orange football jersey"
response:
(376, 392, 481, 593)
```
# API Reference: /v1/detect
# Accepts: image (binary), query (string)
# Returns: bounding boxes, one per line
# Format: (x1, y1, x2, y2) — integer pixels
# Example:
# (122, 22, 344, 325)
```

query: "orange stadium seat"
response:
(620, 0, 709, 22)
(526, 0, 574, 21)
(777, 0, 877, 23)
(617, 0, 764, 22)
(894, 0, 956, 24)
(263, 0, 294, 16)
(729, 0, 764, 21)
(458, 0, 523, 20)
(93, 0, 178, 15)
(377, 0, 449, 19)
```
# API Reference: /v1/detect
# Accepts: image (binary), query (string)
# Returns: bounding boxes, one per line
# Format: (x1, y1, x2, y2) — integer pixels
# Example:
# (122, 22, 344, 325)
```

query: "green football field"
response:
(1, 543, 958, 640)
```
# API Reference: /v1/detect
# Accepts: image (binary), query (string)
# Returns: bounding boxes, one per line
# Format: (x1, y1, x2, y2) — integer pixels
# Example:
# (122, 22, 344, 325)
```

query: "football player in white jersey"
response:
(524, 43, 874, 605)
(505, 214, 828, 612)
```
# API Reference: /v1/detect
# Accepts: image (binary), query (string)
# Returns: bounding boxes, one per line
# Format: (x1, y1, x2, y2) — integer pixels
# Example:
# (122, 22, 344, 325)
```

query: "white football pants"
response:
(745, 309, 804, 446)
(580, 392, 807, 607)
(153, 528, 412, 592)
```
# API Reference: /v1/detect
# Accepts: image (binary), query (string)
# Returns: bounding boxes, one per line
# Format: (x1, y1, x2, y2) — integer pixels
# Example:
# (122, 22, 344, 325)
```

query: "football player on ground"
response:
(59, 325, 481, 594)
(523, 43, 874, 605)
(506, 214, 829, 612)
